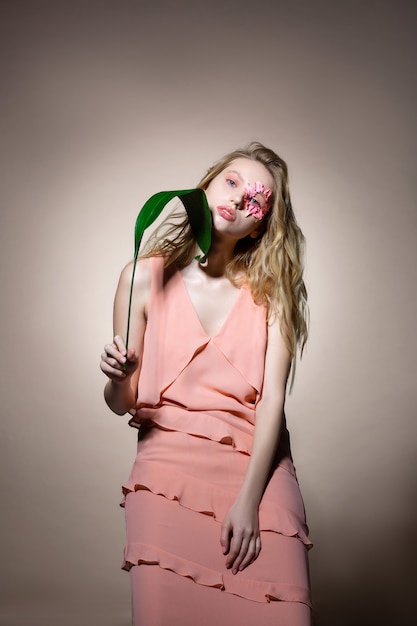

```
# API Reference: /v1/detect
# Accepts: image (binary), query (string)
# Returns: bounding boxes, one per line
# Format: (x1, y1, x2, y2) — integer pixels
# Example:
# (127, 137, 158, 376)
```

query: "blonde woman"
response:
(100, 142, 312, 625)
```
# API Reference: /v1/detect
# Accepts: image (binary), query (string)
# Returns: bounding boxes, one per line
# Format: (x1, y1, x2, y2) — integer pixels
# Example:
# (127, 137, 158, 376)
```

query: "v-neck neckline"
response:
(175, 268, 245, 339)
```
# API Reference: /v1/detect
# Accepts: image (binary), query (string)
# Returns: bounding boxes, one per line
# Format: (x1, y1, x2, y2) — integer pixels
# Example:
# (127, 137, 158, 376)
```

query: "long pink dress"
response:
(121, 256, 312, 625)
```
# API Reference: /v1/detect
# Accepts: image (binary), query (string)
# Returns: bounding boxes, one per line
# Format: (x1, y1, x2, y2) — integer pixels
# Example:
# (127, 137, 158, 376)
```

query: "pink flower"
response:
(244, 181, 272, 220)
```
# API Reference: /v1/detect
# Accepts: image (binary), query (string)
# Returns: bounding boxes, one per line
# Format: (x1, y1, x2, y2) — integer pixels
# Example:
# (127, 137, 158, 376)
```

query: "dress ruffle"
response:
(129, 407, 255, 456)
(121, 471, 311, 549)
(121, 421, 312, 550)
(128, 406, 296, 472)
(122, 542, 312, 606)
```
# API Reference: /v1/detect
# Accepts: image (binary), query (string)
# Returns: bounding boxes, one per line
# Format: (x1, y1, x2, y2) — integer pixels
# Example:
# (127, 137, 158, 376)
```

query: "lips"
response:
(217, 206, 236, 221)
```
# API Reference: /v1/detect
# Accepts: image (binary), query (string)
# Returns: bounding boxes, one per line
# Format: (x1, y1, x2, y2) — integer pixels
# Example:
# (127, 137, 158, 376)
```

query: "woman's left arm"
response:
(220, 315, 291, 574)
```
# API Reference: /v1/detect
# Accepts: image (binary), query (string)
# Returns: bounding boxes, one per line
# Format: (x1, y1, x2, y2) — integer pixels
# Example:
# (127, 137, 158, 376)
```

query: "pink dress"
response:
(122, 256, 312, 625)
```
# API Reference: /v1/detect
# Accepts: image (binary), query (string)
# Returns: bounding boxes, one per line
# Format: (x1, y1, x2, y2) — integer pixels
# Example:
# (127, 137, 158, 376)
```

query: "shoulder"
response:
(115, 257, 155, 317)
(266, 312, 286, 346)
(265, 313, 291, 376)
(118, 256, 153, 292)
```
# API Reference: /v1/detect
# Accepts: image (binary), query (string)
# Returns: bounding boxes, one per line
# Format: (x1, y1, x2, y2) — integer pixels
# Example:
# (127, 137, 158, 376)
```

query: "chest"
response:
(179, 270, 241, 338)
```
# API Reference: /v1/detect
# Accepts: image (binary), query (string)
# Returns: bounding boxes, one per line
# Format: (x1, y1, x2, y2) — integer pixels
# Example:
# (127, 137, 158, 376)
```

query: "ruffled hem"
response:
(128, 409, 296, 477)
(122, 542, 312, 607)
(122, 415, 311, 549)
(129, 408, 253, 455)
(121, 469, 312, 550)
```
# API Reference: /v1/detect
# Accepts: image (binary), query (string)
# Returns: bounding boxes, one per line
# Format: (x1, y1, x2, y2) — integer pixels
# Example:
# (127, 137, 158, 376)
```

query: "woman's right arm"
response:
(100, 258, 151, 415)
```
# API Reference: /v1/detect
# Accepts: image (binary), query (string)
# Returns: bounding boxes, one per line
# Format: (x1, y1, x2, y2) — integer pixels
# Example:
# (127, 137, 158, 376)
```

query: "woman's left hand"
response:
(220, 498, 261, 574)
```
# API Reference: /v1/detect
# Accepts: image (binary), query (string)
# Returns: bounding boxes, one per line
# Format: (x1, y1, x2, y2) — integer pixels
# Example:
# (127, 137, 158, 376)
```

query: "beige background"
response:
(1, 1, 416, 625)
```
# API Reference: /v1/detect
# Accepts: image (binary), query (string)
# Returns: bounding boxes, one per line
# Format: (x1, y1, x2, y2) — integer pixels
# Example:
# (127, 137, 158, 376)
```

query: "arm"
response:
(100, 258, 151, 415)
(220, 315, 291, 573)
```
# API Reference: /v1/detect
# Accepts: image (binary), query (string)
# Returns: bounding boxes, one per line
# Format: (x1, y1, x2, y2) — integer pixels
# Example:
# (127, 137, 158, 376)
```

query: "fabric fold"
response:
(129, 407, 255, 455)
(122, 542, 311, 607)
(136, 257, 267, 409)
(121, 426, 311, 550)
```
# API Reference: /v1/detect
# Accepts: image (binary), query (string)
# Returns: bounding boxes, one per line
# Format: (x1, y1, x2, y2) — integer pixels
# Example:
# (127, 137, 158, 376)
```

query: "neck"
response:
(199, 237, 236, 278)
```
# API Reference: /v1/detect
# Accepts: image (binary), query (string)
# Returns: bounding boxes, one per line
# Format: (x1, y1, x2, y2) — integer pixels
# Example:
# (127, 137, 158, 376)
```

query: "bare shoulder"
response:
(266, 313, 288, 349)
(118, 256, 152, 292)
(114, 257, 153, 323)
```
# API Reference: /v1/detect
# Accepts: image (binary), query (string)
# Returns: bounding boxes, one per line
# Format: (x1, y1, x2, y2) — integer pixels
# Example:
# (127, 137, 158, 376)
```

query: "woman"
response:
(100, 142, 312, 625)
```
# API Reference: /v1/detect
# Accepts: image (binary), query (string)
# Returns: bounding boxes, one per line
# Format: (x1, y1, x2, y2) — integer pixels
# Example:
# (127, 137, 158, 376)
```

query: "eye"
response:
(249, 197, 260, 207)
(226, 177, 237, 187)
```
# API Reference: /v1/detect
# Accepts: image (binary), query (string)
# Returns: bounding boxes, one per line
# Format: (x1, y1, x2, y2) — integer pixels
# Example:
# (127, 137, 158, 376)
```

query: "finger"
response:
(102, 351, 124, 369)
(220, 519, 232, 555)
(225, 532, 244, 570)
(126, 347, 137, 362)
(113, 335, 127, 356)
(104, 343, 126, 365)
(100, 358, 126, 379)
(255, 535, 262, 559)
(101, 356, 126, 377)
(237, 537, 258, 572)
(229, 535, 251, 574)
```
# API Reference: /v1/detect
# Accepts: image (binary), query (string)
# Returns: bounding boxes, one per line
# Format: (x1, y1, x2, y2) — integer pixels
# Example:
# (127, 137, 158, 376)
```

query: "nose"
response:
(231, 191, 244, 209)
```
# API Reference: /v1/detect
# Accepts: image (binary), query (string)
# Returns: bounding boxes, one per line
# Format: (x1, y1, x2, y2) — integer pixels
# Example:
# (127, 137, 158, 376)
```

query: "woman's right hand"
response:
(100, 335, 138, 382)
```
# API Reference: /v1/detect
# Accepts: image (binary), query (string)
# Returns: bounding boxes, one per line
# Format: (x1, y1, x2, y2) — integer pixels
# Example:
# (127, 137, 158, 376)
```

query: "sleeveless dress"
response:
(121, 256, 312, 626)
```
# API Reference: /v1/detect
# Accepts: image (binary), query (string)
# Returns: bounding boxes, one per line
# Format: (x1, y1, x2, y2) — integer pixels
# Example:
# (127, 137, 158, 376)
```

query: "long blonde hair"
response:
(142, 141, 308, 368)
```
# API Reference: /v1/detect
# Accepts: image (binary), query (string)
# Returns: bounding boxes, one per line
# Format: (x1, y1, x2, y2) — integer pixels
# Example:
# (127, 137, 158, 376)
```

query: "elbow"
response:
(257, 393, 285, 414)
(103, 393, 126, 416)
(103, 382, 134, 416)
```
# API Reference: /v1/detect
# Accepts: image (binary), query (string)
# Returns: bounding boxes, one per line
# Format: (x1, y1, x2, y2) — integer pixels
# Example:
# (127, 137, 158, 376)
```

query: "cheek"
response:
(203, 185, 213, 204)
(205, 179, 223, 204)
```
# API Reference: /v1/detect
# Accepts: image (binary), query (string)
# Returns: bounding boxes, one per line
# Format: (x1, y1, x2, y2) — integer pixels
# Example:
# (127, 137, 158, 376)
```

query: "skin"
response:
(100, 157, 291, 575)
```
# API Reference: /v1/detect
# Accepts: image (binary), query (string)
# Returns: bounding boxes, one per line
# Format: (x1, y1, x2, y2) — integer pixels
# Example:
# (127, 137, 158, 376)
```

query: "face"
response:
(205, 157, 274, 242)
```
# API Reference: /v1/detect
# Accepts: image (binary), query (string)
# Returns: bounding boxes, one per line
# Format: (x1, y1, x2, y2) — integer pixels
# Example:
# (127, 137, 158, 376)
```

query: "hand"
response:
(100, 335, 138, 382)
(220, 498, 261, 575)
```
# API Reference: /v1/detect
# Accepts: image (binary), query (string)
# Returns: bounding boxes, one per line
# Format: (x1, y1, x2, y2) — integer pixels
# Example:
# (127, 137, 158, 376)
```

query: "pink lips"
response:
(217, 206, 236, 222)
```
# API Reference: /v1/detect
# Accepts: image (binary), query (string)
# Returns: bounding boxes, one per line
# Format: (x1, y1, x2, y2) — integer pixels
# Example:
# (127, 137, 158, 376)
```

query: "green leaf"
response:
(125, 188, 212, 353)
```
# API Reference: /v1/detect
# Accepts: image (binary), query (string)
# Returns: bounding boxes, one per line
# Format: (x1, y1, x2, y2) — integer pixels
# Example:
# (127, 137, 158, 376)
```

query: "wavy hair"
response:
(142, 142, 308, 376)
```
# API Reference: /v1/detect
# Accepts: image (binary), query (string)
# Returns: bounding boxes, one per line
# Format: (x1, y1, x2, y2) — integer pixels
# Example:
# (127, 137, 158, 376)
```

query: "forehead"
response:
(225, 157, 274, 191)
